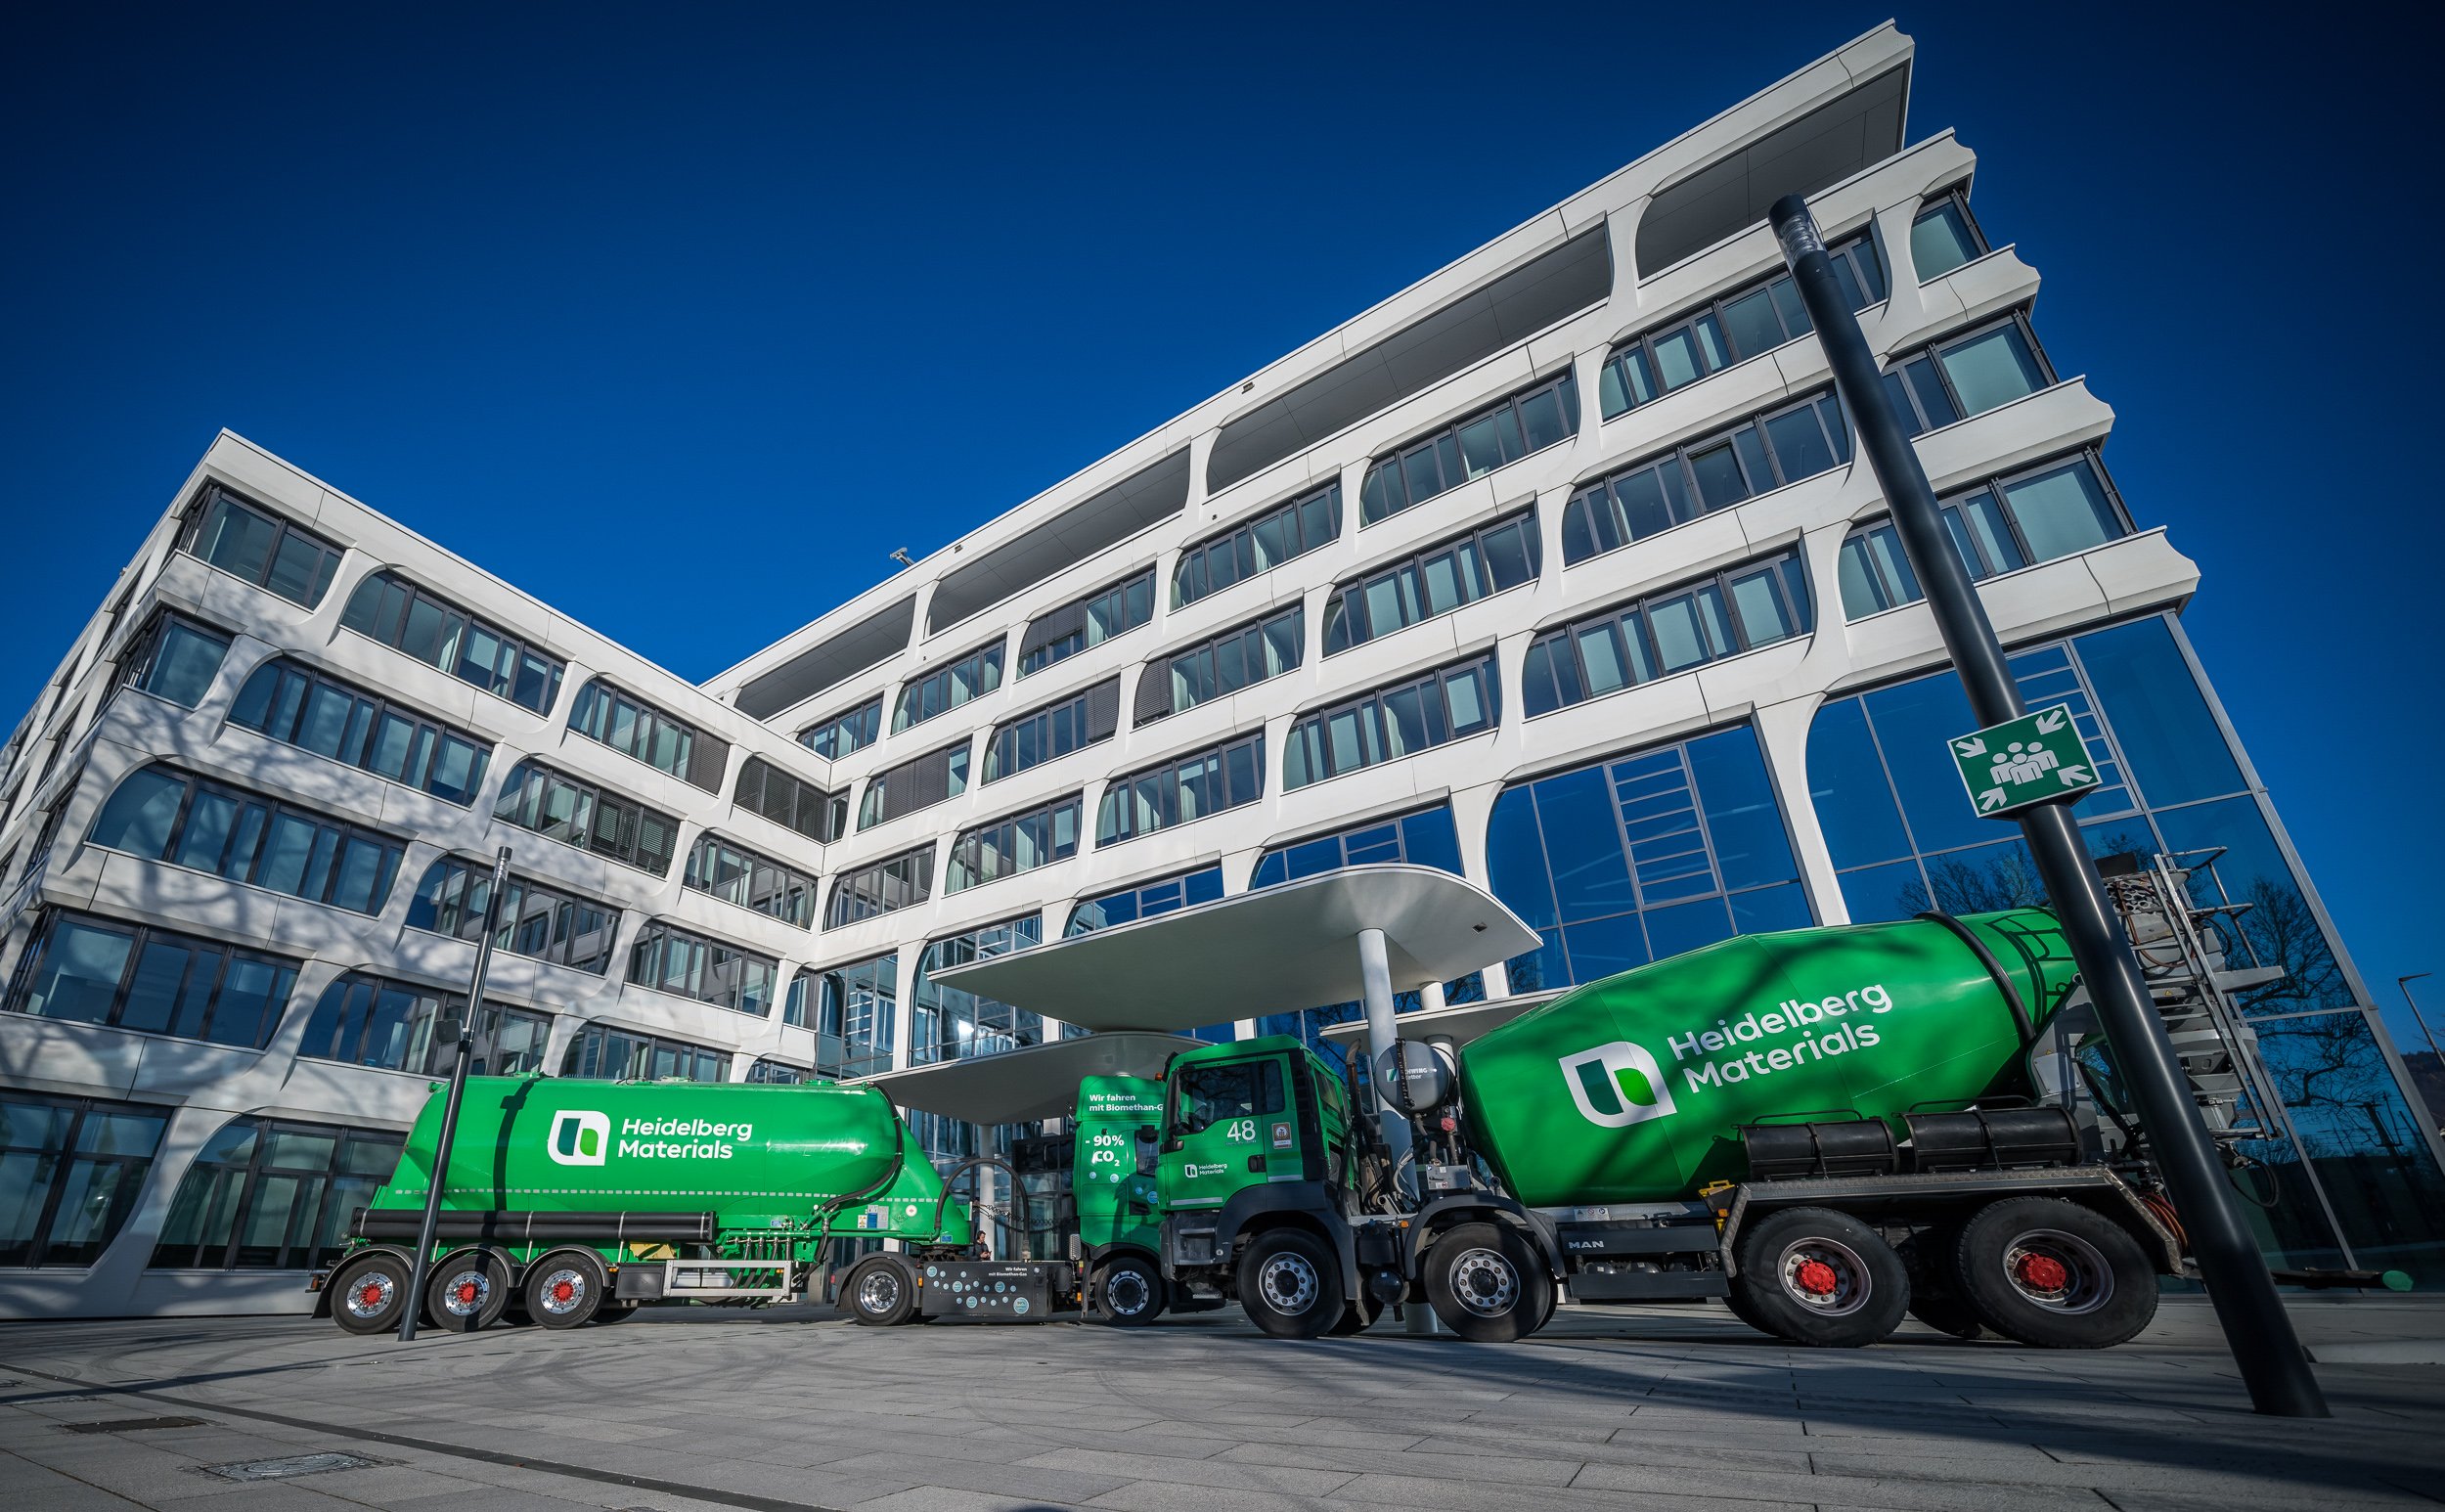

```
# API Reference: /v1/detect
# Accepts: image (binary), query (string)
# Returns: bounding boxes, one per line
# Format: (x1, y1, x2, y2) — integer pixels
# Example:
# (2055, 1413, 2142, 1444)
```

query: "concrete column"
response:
(1418, 981, 1446, 1013)
(1356, 927, 1415, 1198)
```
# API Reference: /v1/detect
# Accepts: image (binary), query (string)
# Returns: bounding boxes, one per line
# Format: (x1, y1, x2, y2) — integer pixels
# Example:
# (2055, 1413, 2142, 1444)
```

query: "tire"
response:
(1422, 1223, 1552, 1344)
(843, 1256, 920, 1326)
(425, 1250, 511, 1333)
(524, 1251, 607, 1330)
(1326, 1286, 1383, 1336)
(591, 1301, 642, 1324)
(1091, 1254, 1166, 1327)
(1729, 1207, 1909, 1349)
(330, 1252, 414, 1336)
(1896, 1225, 1987, 1340)
(1236, 1228, 1344, 1340)
(1951, 1198, 2158, 1349)
(1722, 1286, 1773, 1337)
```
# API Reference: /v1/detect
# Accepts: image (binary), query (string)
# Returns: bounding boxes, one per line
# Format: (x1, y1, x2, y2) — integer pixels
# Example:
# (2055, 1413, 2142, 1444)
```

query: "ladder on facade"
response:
(2101, 850, 2286, 1145)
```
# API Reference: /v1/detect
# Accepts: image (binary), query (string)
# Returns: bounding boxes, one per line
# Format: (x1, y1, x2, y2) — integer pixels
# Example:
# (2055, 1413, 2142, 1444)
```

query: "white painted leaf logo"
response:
(1560, 1042, 1678, 1128)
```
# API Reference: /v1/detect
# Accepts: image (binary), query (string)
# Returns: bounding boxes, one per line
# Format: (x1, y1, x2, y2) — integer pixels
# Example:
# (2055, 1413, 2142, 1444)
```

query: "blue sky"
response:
(5, 4, 2441, 1045)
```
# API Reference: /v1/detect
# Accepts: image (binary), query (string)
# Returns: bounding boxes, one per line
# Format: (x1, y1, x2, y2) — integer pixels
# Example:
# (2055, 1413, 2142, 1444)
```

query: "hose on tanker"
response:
(925, 1154, 1063, 1249)
(2226, 1151, 2285, 1210)
(1914, 911, 2037, 1047)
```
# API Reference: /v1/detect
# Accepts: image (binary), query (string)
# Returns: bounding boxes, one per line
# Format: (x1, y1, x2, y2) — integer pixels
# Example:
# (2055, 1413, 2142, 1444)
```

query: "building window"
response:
(1837, 453, 2130, 618)
(1135, 605, 1303, 726)
(1883, 312, 2054, 433)
(88, 764, 407, 915)
(947, 795, 1081, 893)
(1019, 568, 1154, 678)
(1173, 483, 1341, 608)
(1251, 805, 1461, 889)
(1066, 866, 1224, 935)
(786, 955, 896, 1078)
(1359, 371, 1579, 525)
(912, 915, 1045, 1065)
(339, 569, 565, 714)
(628, 920, 779, 1017)
(0, 1091, 169, 1267)
(228, 656, 492, 806)
(1910, 188, 1988, 282)
(799, 696, 882, 760)
(1488, 725, 1811, 994)
(3, 910, 300, 1048)
(859, 740, 970, 829)
(893, 640, 1003, 734)
(1802, 614, 2445, 1278)
(560, 1023, 729, 1082)
(115, 612, 232, 709)
(1323, 511, 1539, 654)
(825, 844, 935, 929)
(405, 857, 620, 974)
(297, 971, 550, 1075)
(1562, 391, 1852, 564)
(746, 1059, 809, 1085)
(1598, 229, 1884, 418)
(569, 679, 728, 792)
(1282, 652, 1498, 790)
(983, 680, 1119, 783)
(734, 756, 843, 843)
(177, 484, 345, 608)
(1522, 550, 1812, 717)
(150, 1116, 405, 1271)
(495, 759, 680, 875)
(684, 833, 817, 929)
(1096, 732, 1265, 845)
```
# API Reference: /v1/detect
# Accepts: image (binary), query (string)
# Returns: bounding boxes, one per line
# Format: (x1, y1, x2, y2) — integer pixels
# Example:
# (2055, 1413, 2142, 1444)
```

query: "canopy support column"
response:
(1356, 928, 1415, 1196)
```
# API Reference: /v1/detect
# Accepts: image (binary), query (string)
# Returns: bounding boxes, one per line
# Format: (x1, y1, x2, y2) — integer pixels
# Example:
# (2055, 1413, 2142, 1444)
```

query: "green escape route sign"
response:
(1950, 703, 2100, 818)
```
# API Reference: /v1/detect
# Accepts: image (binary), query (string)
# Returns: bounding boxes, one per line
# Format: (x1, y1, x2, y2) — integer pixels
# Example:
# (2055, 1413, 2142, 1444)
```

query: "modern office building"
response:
(3, 23, 2438, 1318)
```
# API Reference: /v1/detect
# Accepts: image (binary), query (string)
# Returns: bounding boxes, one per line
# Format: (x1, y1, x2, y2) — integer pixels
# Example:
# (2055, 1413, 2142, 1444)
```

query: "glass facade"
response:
(559, 1023, 729, 1082)
(1883, 312, 2053, 432)
(1488, 725, 1812, 993)
(407, 857, 620, 974)
(495, 759, 681, 875)
(1805, 614, 2445, 1280)
(89, 765, 407, 915)
(4, 910, 299, 1047)
(0, 1091, 168, 1267)
(946, 795, 1081, 892)
(1598, 229, 1883, 418)
(1360, 371, 1578, 525)
(893, 640, 1003, 733)
(1174, 483, 1339, 607)
(178, 485, 344, 608)
(150, 1116, 404, 1270)
(684, 832, 816, 928)
(628, 920, 779, 1017)
(911, 915, 1045, 1066)
(296, 972, 550, 1076)
(1523, 550, 1811, 717)
(1563, 392, 1851, 563)
(1839, 452, 2129, 616)
(340, 570, 564, 714)
(1066, 866, 1224, 935)
(788, 954, 896, 1079)
(1096, 732, 1264, 845)
(826, 844, 934, 929)
(1322, 511, 1539, 653)
(230, 656, 491, 806)
(1282, 652, 1497, 789)
(117, 612, 231, 708)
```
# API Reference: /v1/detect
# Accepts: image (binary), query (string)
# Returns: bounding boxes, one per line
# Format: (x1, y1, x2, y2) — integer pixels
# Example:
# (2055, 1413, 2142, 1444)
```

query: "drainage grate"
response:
(202, 1452, 382, 1482)
(63, 1416, 210, 1434)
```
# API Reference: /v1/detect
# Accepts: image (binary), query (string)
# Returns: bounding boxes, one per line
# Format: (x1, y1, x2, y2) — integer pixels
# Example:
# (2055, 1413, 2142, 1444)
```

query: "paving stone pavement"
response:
(1, 1294, 2439, 1511)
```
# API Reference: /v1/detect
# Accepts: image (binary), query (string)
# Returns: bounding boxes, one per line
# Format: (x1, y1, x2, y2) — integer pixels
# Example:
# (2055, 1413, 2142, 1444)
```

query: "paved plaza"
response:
(2, 1296, 2440, 1512)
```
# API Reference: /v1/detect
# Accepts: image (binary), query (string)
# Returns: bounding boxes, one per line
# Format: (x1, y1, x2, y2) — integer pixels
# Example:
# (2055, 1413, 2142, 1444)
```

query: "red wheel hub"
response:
(454, 1281, 480, 1305)
(551, 1280, 575, 1303)
(1794, 1259, 1840, 1296)
(2016, 1252, 2069, 1292)
(357, 1283, 384, 1308)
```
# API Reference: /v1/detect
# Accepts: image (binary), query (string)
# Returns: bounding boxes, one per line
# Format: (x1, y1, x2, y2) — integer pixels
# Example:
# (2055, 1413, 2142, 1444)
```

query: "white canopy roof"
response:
(1318, 988, 1568, 1051)
(854, 1032, 1205, 1126)
(929, 865, 1540, 1035)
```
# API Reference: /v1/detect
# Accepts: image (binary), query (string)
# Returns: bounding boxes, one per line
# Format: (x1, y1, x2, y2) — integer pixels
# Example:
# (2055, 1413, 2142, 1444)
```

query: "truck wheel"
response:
(1908, 1292, 1989, 1340)
(844, 1256, 920, 1326)
(426, 1251, 510, 1333)
(1091, 1254, 1165, 1326)
(1423, 1223, 1552, 1344)
(525, 1251, 607, 1330)
(1896, 1225, 1986, 1339)
(1326, 1287, 1382, 1336)
(1952, 1198, 2157, 1349)
(330, 1253, 413, 1336)
(1730, 1208, 1908, 1348)
(1722, 1286, 1772, 1337)
(591, 1301, 641, 1324)
(1236, 1229, 1344, 1339)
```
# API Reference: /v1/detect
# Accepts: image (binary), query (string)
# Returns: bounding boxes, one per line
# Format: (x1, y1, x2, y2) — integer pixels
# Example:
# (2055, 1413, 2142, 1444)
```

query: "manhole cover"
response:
(63, 1417, 210, 1434)
(202, 1452, 382, 1482)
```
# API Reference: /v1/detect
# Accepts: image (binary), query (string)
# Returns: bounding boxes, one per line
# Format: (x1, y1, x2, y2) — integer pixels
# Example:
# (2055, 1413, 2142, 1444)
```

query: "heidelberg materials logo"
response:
(1560, 1042, 1677, 1129)
(549, 1110, 609, 1166)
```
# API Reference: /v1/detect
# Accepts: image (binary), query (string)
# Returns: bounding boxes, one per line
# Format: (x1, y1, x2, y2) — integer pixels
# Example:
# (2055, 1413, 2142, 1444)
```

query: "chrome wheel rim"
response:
(1776, 1236, 1870, 1317)
(856, 1267, 902, 1316)
(438, 1267, 493, 1318)
(536, 1267, 591, 1317)
(1257, 1253, 1319, 1315)
(342, 1269, 395, 1320)
(1105, 1268, 1152, 1316)
(1448, 1247, 1520, 1317)
(2002, 1228, 2112, 1315)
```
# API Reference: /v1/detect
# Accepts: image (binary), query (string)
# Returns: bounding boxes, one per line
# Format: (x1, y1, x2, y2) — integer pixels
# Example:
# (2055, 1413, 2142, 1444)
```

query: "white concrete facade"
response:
(0, 23, 2423, 1317)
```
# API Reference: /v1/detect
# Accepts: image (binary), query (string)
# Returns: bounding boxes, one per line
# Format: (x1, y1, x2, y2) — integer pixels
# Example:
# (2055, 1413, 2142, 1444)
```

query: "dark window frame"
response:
(1322, 509, 1541, 654)
(1065, 865, 1225, 935)
(0, 1090, 169, 1268)
(982, 678, 1119, 784)
(945, 793, 1082, 893)
(733, 755, 843, 844)
(296, 969, 552, 1075)
(1281, 652, 1500, 790)
(87, 763, 409, 915)
(148, 1115, 404, 1271)
(857, 739, 971, 829)
(113, 610, 235, 709)
(1562, 389, 1853, 564)
(495, 758, 682, 876)
(1136, 604, 1305, 725)
(683, 831, 817, 929)
(1172, 482, 1342, 608)
(1837, 448, 2134, 616)
(1882, 309, 2059, 436)
(176, 483, 345, 608)
(1598, 229, 1884, 419)
(559, 1021, 730, 1082)
(797, 696, 883, 760)
(569, 678, 728, 792)
(227, 655, 493, 807)
(892, 639, 1005, 734)
(824, 844, 936, 929)
(405, 856, 622, 973)
(1522, 549, 1814, 717)
(1096, 731, 1266, 846)
(627, 918, 780, 1017)
(1358, 370, 1580, 525)
(338, 569, 565, 715)
(1018, 567, 1155, 678)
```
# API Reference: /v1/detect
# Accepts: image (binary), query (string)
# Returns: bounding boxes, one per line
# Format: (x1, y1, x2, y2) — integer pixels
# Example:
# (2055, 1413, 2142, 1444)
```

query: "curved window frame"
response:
(227, 656, 492, 807)
(1562, 390, 1851, 565)
(1322, 510, 1539, 655)
(114, 611, 233, 710)
(1172, 482, 1341, 609)
(2, 907, 301, 1048)
(1018, 568, 1155, 679)
(1358, 370, 1579, 526)
(788, 954, 897, 1079)
(824, 844, 936, 930)
(148, 1115, 405, 1271)
(1908, 186, 1989, 284)
(87, 763, 408, 915)
(1095, 731, 1266, 846)
(945, 794, 1081, 894)
(296, 969, 551, 1075)
(494, 758, 681, 876)
(405, 856, 622, 974)
(1522, 549, 1813, 718)
(176, 483, 345, 608)
(1597, 228, 1883, 419)
(0, 1090, 169, 1268)
(733, 756, 843, 844)
(569, 678, 728, 792)
(683, 831, 817, 929)
(627, 919, 779, 1018)
(1281, 653, 1499, 791)
(1066, 865, 1225, 935)
(1837, 450, 2132, 619)
(892, 640, 1004, 734)
(560, 1022, 730, 1082)
(1135, 604, 1304, 726)
(339, 569, 565, 715)
(858, 740, 971, 830)
(982, 679, 1118, 784)
(798, 696, 882, 760)
(1881, 310, 2057, 436)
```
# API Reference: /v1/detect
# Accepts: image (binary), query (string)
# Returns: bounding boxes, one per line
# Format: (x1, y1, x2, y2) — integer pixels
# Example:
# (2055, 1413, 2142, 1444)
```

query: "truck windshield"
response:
(1172, 1060, 1284, 1134)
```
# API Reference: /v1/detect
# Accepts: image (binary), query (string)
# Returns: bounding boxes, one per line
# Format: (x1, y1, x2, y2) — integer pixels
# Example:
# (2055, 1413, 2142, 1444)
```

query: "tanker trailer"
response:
(1372, 908, 2183, 1348)
(309, 1074, 1019, 1334)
